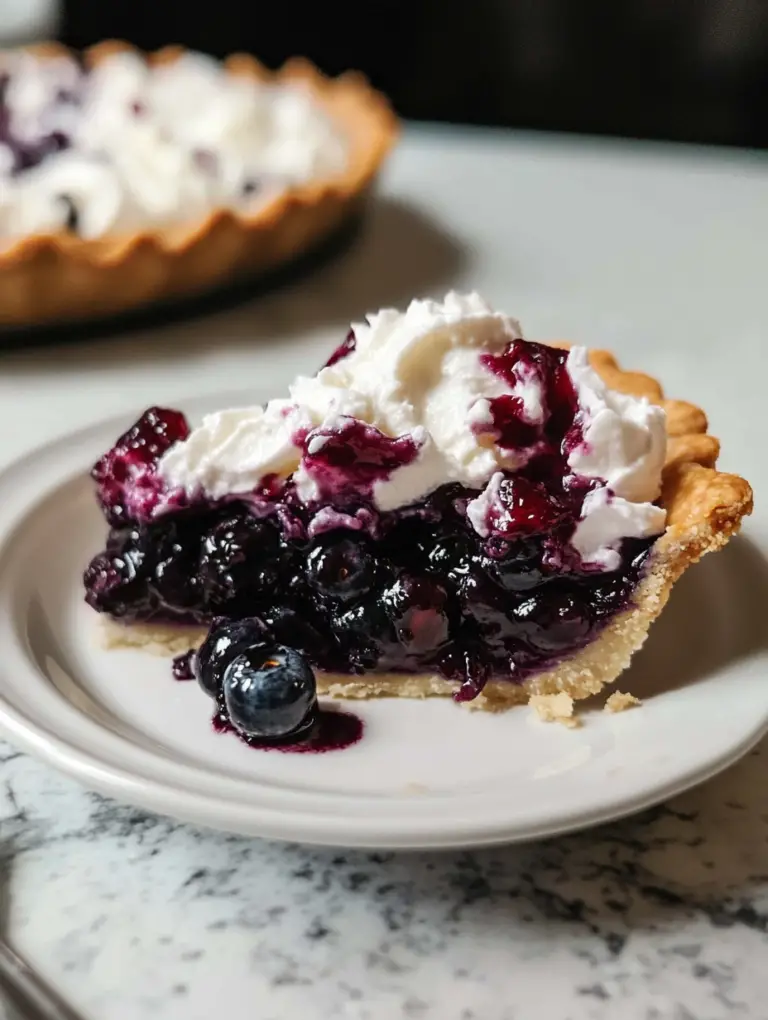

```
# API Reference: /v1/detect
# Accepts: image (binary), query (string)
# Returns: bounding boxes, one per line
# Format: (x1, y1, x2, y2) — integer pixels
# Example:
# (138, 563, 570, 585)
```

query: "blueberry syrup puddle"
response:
(172, 633, 364, 752)
(84, 335, 659, 741)
(212, 707, 363, 754)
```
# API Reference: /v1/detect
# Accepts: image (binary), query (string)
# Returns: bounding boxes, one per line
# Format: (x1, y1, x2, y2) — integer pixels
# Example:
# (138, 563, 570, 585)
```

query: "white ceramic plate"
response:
(0, 398, 766, 850)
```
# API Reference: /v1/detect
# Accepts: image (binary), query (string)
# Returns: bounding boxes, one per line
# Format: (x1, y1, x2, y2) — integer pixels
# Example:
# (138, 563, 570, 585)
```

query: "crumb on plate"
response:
(605, 691, 641, 713)
(529, 692, 581, 728)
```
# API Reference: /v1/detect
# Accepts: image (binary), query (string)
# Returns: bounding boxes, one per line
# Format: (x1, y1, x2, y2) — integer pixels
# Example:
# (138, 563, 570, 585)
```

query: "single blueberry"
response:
(222, 644, 317, 740)
(383, 574, 451, 656)
(199, 514, 278, 607)
(332, 599, 395, 671)
(195, 618, 268, 699)
(82, 544, 149, 618)
(150, 537, 200, 609)
(306, 537, 374, 601)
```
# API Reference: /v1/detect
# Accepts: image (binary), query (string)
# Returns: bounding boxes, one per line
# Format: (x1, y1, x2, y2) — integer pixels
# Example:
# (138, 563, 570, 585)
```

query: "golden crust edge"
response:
(0, 41, 398, 326)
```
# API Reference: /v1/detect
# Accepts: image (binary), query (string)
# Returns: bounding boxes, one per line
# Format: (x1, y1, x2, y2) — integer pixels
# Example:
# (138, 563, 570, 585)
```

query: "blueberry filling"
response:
(85, 473, 653, 698)
(84, 340, 659, 711)
(199, 513, 279, 608)
(0, 71, 79, 176)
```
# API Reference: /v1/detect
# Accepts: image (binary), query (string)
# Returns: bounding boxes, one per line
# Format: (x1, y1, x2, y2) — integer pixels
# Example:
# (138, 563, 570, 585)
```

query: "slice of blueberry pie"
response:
(0, 41, 396, 327)
(84, 292, 752, 742)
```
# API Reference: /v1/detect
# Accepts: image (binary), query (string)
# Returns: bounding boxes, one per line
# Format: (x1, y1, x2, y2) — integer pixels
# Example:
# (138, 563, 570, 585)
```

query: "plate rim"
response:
(2, 693, 765, 849)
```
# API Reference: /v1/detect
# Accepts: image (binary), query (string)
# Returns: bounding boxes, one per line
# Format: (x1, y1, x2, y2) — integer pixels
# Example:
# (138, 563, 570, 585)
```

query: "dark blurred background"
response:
(60, 0, 768, 148)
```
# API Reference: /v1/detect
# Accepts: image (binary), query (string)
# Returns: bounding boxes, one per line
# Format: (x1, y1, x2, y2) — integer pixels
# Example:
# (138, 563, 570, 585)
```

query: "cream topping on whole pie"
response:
(0, 49, 347, 239)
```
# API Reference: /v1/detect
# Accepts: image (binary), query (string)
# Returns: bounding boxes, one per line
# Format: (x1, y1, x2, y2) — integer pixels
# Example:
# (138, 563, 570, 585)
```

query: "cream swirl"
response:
(0, 49, 347, 239)
(159, 293, 668, 569)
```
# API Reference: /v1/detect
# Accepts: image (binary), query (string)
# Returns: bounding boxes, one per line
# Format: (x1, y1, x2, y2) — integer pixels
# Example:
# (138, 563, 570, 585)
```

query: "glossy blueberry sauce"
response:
(172, 649, 196, 680)
(295, 416, 422, 509)
(91, 407, 190, 527)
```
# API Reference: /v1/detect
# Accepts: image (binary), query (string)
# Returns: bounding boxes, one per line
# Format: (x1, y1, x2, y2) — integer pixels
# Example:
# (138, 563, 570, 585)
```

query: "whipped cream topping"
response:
(0, 50, 347, 239)
(159, 292, 668, 570)
(565, 346, 667, 568)
(161, 293, 524, 504)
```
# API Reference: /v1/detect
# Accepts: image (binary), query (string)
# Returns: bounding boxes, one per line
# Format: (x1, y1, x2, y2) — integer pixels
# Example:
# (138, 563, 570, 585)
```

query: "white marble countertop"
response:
(1, 124, 767, 1019)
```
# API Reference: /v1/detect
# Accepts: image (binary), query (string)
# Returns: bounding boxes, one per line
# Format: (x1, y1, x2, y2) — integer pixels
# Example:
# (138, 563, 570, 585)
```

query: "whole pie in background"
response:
(0, 41, 398, 327)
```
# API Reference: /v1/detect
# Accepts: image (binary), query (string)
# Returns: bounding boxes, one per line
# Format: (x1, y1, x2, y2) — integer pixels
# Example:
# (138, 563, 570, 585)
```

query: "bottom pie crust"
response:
(92, 347, 754, 712)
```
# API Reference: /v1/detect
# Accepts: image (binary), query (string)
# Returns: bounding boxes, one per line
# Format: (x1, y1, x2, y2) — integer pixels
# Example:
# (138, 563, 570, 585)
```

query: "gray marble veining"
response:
(1, 737, 766, 1020)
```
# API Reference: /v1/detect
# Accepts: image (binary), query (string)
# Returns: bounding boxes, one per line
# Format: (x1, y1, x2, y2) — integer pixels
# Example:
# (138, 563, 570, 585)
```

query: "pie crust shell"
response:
(95, 344, 754, 709)
(0, 41, 398, 328)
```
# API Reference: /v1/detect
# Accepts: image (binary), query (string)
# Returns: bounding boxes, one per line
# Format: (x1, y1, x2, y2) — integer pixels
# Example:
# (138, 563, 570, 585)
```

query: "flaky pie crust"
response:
(97, 345, 754, 709)
(0, 41, 398, 327)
